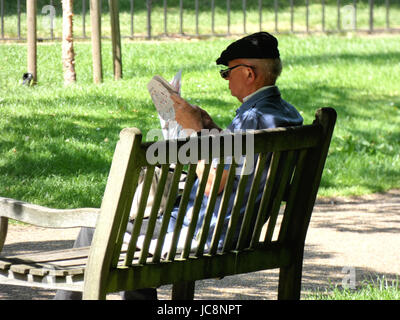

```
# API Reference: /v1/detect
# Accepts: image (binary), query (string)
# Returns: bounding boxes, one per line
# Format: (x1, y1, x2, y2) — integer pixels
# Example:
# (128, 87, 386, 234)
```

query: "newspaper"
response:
(147, 70, 183, 140)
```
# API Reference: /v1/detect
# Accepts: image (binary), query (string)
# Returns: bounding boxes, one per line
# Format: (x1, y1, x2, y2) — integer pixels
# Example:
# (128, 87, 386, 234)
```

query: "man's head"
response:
(216, 32, 282, 102)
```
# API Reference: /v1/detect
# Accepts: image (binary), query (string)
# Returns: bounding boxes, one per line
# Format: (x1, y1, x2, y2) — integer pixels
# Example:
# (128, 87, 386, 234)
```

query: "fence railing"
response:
(1, 0, 399, 41)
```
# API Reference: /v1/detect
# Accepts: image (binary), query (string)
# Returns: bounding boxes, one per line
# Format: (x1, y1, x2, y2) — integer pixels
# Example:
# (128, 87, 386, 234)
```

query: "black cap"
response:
(216, 32, 280, 66)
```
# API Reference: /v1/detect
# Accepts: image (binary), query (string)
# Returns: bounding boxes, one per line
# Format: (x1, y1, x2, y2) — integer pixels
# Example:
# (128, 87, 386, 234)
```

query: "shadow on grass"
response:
(1, 44, 400, 203)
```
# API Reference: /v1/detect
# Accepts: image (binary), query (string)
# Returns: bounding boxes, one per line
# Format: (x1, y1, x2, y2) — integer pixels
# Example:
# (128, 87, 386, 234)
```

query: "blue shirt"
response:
(167, 86, 303, 250)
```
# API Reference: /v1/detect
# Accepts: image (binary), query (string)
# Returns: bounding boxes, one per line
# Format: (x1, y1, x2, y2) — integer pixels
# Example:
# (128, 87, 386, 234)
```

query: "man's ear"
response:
(246, 67, 256, 83)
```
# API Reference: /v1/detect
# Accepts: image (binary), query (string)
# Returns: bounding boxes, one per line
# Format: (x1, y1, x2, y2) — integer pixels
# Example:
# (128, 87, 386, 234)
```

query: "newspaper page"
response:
(147, 70, 183, 140)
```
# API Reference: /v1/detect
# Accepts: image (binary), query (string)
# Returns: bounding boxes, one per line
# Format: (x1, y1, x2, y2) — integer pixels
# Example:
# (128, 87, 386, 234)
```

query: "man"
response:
(54, 31, 302, 300)
(171, 31, 303, 200)
(163, 31, 303, 254)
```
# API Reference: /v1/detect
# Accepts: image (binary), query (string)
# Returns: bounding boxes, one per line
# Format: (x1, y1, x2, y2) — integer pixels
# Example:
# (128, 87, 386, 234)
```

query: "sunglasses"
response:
(219, 64, 255, 79)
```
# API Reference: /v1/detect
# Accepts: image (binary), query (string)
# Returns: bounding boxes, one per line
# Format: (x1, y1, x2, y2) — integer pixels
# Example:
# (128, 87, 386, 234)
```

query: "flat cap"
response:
(216, 32, 280, 66)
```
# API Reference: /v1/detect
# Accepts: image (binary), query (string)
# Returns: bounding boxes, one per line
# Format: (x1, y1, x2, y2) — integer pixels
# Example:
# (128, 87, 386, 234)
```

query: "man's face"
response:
(226, 59, 251, 102)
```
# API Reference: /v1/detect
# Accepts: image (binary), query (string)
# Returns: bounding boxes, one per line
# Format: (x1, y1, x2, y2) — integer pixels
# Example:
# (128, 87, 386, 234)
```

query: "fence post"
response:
(369, 0, 374, 33)
(146, 0, 152, 39)
(227, 0, 231, 35)
(130, 0, 134, 38)
(90, 0, 102, 83)
(1, 0, 4, 39)
(322, 0, 325, 32)
(290, 0, 294, 32)
(274, 0, 278, 33)
(18, 0, 21, 39)
(27, 0, 37, 84)
(109, 0, 122, 80)
(195, 0, 199, 35)
(211, 0, 215, 35)
(179, 0, 183, 35)
(163, 0, 167, 35)
(385, 0, 389, 30)
(242, 0, 246, 34)
(82, 0, 87, 38)
(306, 0, 309, 33)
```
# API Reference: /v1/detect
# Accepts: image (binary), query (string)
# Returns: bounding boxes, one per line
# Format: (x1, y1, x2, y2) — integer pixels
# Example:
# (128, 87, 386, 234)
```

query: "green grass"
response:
(0, 34, 400, 209)
(306, 276, 400, 300)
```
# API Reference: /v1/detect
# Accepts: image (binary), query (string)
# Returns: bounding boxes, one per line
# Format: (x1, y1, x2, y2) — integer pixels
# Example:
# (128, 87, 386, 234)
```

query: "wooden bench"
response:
(0, 108, 336, 300)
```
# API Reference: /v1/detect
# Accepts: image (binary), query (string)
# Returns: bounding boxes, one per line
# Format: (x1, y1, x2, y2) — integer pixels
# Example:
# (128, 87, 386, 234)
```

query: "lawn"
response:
(0, 34, 399, 209)
(306, 276, 400, 300)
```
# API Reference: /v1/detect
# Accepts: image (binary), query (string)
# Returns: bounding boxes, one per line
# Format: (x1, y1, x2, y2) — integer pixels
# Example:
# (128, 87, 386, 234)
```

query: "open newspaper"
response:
(147, 70, 183, 140)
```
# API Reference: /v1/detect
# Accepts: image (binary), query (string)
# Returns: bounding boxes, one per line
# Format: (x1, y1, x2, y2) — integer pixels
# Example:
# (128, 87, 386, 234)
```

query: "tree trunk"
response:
(62, 0, 76, 85)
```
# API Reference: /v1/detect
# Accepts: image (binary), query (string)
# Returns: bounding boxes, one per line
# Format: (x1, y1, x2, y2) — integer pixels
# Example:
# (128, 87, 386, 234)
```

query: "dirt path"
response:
(1, 189, 399, 300)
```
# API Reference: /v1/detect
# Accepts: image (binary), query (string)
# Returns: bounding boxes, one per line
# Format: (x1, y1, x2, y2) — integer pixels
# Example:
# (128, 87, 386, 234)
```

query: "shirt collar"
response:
(236, 85, 280, 115)
(242, 85, 276, 102)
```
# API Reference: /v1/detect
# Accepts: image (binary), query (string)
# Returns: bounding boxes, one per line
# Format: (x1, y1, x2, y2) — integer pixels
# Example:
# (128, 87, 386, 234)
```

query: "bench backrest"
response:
(83, 108, 336, 297)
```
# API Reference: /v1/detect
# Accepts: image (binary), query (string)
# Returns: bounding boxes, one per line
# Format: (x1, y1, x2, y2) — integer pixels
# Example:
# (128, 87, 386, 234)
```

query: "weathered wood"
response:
(249, 151, 281, 247)
(138, 164, 169, 264)
(109, 0, 122, 80)
(166, 163, 197, 261)
(84, 128, 144, 299)
(0, 197, 99, 228)
(0, 217, 8, 252)
(263, 151, 297, 243)
(181, 162, 211, 259)
(221, 157, 251, 252)
(124, 165, 156, 266)
(0, 108, 336, 300)
(194, 161, 226, 257)
(151, 163, 184, 263)
(236, 153, 268, 250)
(208, 161, 237, 255)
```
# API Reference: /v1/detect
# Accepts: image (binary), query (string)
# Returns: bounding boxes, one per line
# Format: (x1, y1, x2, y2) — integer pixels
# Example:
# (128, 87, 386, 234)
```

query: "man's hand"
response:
(171, 94, 203, 132)
(171, 94, 222, 133)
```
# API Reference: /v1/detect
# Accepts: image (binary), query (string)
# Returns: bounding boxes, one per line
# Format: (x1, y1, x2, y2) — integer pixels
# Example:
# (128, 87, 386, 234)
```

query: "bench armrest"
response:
(0, 197, 99, 229)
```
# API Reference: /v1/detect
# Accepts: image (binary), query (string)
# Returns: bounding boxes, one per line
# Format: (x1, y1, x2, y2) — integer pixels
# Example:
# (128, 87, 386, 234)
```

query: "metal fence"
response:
(1, 0, 399, 41)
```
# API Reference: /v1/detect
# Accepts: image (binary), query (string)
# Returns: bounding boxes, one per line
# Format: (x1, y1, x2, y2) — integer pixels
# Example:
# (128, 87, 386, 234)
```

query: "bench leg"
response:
(277, 248, 304, 300)
(172, 281, 195, 300)
(0, 217, 8, 253)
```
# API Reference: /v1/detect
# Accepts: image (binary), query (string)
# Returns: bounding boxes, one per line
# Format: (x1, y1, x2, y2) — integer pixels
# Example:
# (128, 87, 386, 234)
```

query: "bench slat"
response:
(151, 164, 184, 263)
(221, 157, 251, 252)
(208, 161, 238, 255)
(181, 162, 211, 259)
(124, 166, 156, 265)
(2, 246, 90, 262)
(249, 151, 281, 247)
(138, 164, 170, 264)
(195, 160, 226, 257)
(166, 163, 198, 261)
(236, 152, 268, 250)
(263, 151, 297, 243)
(277, 149, 308, 243)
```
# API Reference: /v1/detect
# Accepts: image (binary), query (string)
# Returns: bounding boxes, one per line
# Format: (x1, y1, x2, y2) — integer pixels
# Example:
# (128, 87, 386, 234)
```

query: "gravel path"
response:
(1, 189, 399, 300)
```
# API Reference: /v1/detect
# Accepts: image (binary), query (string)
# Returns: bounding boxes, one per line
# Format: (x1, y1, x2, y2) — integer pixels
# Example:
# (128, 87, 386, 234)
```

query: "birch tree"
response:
(62, 0, 76, 85)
